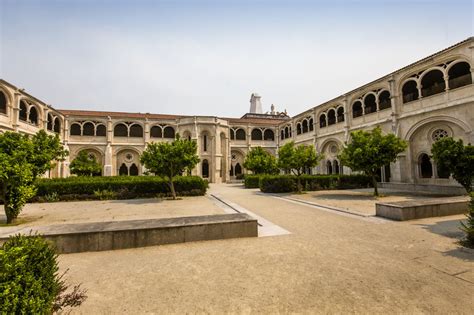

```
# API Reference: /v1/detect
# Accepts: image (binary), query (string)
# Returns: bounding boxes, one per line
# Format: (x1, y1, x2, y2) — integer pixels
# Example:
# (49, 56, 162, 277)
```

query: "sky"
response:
(0, 0, 472, 117)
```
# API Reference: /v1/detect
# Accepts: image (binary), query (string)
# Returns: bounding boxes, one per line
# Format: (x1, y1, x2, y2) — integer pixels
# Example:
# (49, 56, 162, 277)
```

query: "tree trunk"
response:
(297, 176, 302, 194)
(0, 184, 12, 224)
(169, 178, 176, 200)
(372, 175, 378, 197)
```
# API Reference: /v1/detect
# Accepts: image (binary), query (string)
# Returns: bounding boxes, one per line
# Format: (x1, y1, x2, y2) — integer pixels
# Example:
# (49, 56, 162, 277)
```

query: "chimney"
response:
(249, 93, 262, 114)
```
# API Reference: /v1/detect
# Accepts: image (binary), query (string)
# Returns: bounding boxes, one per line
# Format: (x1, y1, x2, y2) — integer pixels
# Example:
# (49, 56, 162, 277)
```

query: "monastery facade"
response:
(0, 37, 473, 191)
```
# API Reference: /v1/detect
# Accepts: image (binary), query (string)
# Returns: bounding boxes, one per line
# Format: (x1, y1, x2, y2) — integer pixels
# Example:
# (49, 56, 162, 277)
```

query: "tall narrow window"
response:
(203, 135, 208, 152)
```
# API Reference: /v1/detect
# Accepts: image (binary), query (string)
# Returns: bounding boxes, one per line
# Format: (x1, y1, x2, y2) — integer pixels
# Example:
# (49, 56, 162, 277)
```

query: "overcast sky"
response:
(0, 0, 472, 117)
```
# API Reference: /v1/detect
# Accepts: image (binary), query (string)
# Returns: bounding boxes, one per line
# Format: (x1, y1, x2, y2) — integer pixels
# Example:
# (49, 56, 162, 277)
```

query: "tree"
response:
(140, 134, 199, 200)
(70, 151, 102, 176)
(277, 141, 322, 193)
(243, 147, 279, 175)
(0, 131, 67, 223)
(338, 127, 407, 196)
(431, 137, 474, 246)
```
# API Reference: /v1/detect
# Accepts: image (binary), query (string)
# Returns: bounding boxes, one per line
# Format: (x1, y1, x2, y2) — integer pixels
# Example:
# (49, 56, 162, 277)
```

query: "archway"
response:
(202, 159, 209, 178)
(421, 69, 445, 97)
(234, 163, 242, 176)
(419, 154, 433, 178)
(402, 80, 419, 103)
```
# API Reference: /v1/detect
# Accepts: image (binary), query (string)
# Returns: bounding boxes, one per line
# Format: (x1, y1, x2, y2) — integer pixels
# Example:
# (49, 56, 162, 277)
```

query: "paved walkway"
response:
(56, 184, 473, 314)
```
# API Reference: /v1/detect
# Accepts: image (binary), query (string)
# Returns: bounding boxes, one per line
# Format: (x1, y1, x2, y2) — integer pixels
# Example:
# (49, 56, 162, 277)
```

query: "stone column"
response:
(12, 92, 20, 131)
(103, 116, 113, 176)
(144, 118, 150, 144)
(342, 97, 349, 143)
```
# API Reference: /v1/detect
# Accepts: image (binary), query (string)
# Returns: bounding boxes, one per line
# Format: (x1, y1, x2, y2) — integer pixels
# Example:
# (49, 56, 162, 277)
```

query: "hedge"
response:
(33, 176, 208, 202)
(259, 174, 372, 193)
(244, 175, 261, 188)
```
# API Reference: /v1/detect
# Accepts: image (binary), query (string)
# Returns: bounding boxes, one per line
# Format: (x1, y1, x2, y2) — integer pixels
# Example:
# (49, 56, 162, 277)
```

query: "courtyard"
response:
(4, 184, 466, 314)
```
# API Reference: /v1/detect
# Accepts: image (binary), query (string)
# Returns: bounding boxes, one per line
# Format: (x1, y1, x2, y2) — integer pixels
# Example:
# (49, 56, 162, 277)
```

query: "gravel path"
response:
(55, 184, 474, 314)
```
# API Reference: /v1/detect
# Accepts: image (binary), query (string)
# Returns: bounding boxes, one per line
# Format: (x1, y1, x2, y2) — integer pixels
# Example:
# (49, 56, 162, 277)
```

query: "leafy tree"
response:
(243, 147, 279, 175)
(0, 131, 67, 223)
(70, 151, 102, 176)
(140, 134, 200, 200)
(431, 137, 474, 246)
(277, 141, 322, 193)
(338, 127, 407, 196)
(0, 234, 87, 313)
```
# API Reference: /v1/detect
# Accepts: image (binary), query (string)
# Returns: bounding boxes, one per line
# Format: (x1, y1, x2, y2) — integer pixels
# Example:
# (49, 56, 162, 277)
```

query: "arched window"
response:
(326, 160, 333, 174)
(352, 101, 363, 118)
(203, 134, 208, 152)
(96, 124, 106, 136)
(53, 117, 61, 133)
(129, 124, 143, 137)
(264, 129, 274, 141)
(236, 129, 246, 140)
(129, 164, 139, 176)
(114, 123, 128, 137)
(448, 62, 472, 89)
(163, 126, 175, 138)
(296, 123, 302, 134)
(0, 91, 6, 114)
(251, 129, 262, 140)
(234, 163, 242, 176)
(150, 126, 162, 138)
(319, 114, 327, 128)
(202, 159, 209, 178)
(230, 129, 235, 140)
(119, 163, 128, 176)
(421, 69, 445, 97)
(378, 90, 391, 110)
(364, 94, 377, 114)
(280, 129, 284, 140)
(47, 114, 54, 130)
(83, 122, 95, 136)
(29, 106, 38, 125)
(419, 153, 433, 178)
(302, 120, 308, 133)
(284, 126, 289, 138)
(333, 160, 339, 174)
(309, 118, 314, 131)
(337, 107, 344, 122)
(402, 80, 419, 103)
(19, 101, 28, 121)
(70, 123, 81, 136)
(327, 109, 336, 125)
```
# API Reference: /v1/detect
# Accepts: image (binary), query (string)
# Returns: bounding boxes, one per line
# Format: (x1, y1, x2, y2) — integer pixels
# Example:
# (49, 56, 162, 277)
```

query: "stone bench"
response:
(0, 213, 258, 254)
(375, 198, 468, 221)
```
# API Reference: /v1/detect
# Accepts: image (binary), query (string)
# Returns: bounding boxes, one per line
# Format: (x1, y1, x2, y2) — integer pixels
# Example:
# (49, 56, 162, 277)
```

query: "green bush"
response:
(244, 175, 261, 188)
(0, 234, 86, 313)
(33, 176, 208, 202)
(259, 174, 372, 193)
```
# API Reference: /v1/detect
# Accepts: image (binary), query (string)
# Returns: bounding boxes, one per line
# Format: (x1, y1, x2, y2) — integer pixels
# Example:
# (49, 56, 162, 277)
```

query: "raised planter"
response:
(0, 213, 258, 253)
(376, 198, 468, 221)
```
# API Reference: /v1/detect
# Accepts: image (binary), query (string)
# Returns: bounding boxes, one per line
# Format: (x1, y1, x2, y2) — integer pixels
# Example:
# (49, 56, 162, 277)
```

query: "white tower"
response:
(249, 93, 262, 114)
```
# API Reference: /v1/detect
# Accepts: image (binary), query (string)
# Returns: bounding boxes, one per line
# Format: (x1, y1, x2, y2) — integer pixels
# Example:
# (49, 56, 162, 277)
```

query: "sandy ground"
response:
(0, 196, 224, 228)
(287, 188, 469, 215)
(53, 184, 474, 314)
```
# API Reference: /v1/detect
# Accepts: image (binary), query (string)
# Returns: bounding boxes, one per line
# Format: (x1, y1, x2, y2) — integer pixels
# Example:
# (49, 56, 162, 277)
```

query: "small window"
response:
(421, 69, 445, 97)
(70, 123, 81, 136)
(379, 91, 391, 110)
(309, 118, 314, 131)
(29, 106, 38, 125)
(83, 122, 95, 136)
(53, 117, 61, 133)
(432, 129, 449, 142)
(448, 62, 472, 89)
(302, 120, 308, 133)
(129, 124, 143, 137)
(319, 115, 326, 128)
(230, 129, 235, 140)
(96, 124, 106, 136)
(19, 101, 28, 121)
(236, 129, 246, 140)
(352, 101, 363, 118)
(163, 126, 175, 138)
(0, 91, 6, 114)
(114, 124, 128, 137)
(263, 129, 274, 141)
(327, 110, 336, 125)
(337, 107, 344, 122)
(297, 123, 302, 135)
(203, 135, 208, 152)
(364, 94, 377, 114)
(419, 154, 433, 178)
(251, 129, 262, 140)
(402, 80, 419, 103)
(47, 114, 54, 130)
(150, 126, 162, 138)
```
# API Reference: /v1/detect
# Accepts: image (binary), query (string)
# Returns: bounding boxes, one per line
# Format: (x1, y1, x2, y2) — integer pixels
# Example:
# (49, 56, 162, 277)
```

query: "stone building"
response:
(0, 37, 472, 191)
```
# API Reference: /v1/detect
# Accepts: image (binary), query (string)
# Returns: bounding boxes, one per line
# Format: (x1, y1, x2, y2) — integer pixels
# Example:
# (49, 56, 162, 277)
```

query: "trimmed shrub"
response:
(259, 174, 372, 193)
(0, 234, 86, 314)
(33, 176, 208, 202)
(244, 175, 261, 188)
(235, 174, 245, 180)
(260, 175, 296, 193)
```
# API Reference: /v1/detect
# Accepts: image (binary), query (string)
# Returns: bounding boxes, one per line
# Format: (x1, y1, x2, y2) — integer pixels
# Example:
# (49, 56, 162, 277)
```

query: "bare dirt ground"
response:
(0, 196, 224, 229)
(287, 188, 469, 215)
(55, 184, 473, 314)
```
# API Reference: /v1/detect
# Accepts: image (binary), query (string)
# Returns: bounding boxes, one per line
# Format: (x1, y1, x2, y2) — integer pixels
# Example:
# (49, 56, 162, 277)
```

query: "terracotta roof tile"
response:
(58, 109, 183, 120)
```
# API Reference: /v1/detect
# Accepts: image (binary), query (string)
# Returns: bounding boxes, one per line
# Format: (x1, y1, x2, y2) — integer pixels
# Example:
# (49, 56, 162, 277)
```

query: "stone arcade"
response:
(0, 37, 473, 192)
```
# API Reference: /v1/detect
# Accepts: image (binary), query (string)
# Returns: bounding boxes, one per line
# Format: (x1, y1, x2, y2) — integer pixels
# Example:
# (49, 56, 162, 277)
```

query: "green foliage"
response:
(140, 135, 200, 199)
(34, 176, 208, 201)
(277, 141, 323, 193)
(43, 192, 60, 203)
(243, 147, 279, 175)
(69, 151, 102, 176)
(93, 189, 116, 200)
(0, 131, 67, 223)
(244, 175, 261, 188)
(259, 174, 372, 193)
(0, 234, 86, 314)
(338, 127, 407, 196)
(460, 193, 474, 247)
(431, 137, 473, 193)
